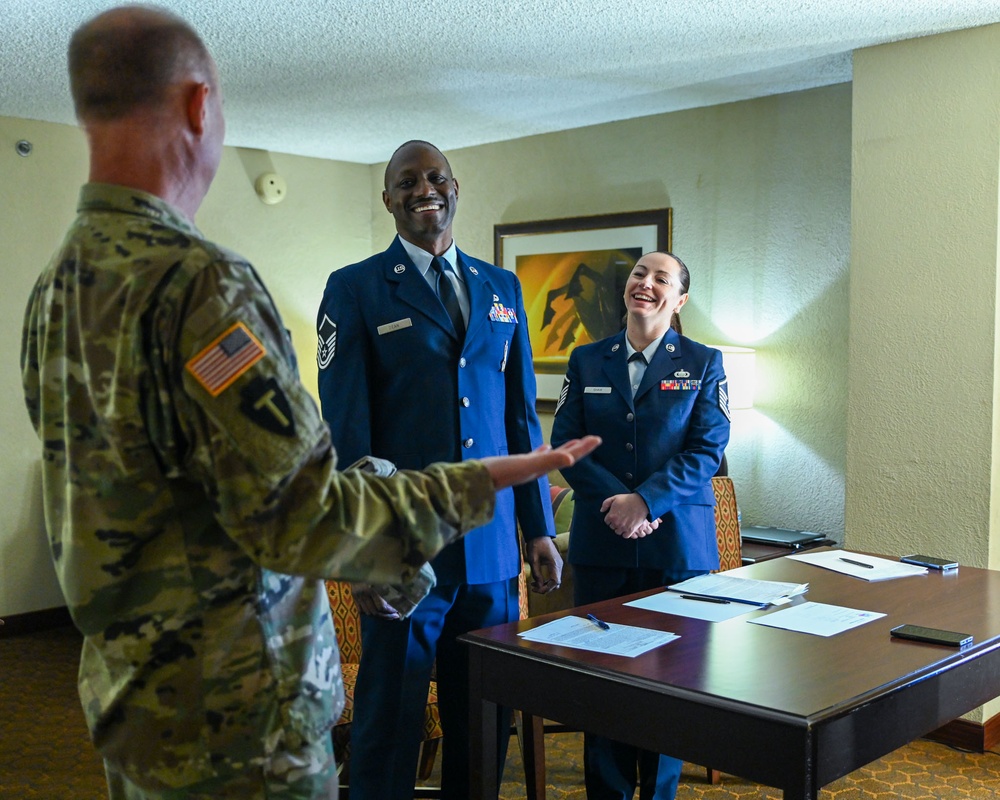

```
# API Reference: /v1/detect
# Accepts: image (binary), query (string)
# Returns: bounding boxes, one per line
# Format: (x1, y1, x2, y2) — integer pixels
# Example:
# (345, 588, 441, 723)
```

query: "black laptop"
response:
(740, 525, 826, 549)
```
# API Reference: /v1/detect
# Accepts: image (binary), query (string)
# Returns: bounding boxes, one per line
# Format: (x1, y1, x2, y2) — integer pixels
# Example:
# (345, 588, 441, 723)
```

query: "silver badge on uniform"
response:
(665, 343, 675, 352)
(469, 266, 479, 275)
(317, 314, 337, 368)
(611, 343, 620, 352)
(394, 264, 406, 274)
(674, 370, 690, 378)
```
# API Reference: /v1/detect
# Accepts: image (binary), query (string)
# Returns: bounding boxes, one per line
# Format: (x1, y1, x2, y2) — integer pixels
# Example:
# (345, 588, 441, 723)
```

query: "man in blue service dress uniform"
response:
(316, 140, 561, 800)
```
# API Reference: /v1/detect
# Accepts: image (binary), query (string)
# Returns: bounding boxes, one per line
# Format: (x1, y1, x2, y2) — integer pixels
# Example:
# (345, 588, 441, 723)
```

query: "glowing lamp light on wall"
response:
(708, 346, 756, 410)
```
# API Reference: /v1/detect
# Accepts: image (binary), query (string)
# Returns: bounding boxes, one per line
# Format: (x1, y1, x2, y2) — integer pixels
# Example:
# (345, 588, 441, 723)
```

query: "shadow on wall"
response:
(686, 271, 848, 472)
(684, 273, 848, 537)
(495, 183, 671, 242)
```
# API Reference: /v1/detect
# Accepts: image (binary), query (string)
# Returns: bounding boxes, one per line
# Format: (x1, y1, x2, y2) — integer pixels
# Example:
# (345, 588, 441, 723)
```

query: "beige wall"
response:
(849, 25, 1000, 565)
(850, 23, 1000, 722)
(4, 117, 87, 618)
(5, 83, 852, 616)
(2, 116, 372, 616)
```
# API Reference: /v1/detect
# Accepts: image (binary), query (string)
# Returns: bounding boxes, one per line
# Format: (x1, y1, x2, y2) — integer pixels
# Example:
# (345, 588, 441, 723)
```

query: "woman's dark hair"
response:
(666, 252, 688, 332)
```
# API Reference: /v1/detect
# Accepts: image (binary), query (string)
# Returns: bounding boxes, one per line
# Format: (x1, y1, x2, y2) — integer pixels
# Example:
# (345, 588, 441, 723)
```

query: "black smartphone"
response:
(900, 554, 958, 570)
(890, 624, 972, 647)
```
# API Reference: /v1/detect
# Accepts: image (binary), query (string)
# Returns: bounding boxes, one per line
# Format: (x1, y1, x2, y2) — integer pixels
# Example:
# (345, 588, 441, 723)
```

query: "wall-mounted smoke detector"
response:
(255, 172, 287, 205)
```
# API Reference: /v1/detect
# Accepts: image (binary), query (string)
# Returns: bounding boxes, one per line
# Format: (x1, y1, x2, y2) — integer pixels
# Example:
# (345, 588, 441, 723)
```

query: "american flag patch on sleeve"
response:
(186, 321, 266, 397)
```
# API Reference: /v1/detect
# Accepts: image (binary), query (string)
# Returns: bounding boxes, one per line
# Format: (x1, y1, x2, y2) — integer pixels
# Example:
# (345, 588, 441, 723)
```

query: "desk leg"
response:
(520, 712, 546, 800)
(781, 764, 818, 800)
(469, 648, 500, 799)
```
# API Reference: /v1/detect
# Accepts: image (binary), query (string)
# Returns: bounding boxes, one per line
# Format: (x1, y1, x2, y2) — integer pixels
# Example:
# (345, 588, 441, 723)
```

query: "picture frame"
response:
(494, 209, 672, 406)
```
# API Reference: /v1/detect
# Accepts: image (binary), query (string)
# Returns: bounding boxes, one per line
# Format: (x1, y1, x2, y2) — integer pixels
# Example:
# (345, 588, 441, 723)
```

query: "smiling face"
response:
(624, 252, 689, 330)
(382, 142, 459, 254)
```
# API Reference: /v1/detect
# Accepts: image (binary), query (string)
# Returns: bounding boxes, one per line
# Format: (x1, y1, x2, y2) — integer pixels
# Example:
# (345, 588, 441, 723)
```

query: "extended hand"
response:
(351, 583, 401, 620)
(481, 436, 601, 490)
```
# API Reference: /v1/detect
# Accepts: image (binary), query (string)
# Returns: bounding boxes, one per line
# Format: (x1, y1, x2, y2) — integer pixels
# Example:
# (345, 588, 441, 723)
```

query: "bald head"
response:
(69, 4, 214, 122)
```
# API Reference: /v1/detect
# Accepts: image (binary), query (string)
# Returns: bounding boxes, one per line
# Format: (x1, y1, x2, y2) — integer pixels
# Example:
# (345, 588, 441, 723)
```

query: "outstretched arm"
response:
(480, 436, 601, 490)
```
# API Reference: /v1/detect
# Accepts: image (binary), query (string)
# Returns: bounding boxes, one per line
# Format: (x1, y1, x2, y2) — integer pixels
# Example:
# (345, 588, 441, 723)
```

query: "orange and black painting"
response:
(517, 247, 641, 374)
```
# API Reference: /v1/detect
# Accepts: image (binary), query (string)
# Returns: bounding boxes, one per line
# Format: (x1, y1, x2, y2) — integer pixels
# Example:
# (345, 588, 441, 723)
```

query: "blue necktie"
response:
(628, 350, 646, 397)
(431, 256, 465, 339)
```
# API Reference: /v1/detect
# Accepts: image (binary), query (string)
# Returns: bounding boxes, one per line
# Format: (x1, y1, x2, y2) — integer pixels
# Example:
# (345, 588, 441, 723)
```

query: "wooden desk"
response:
(465, 553, 1000, 800)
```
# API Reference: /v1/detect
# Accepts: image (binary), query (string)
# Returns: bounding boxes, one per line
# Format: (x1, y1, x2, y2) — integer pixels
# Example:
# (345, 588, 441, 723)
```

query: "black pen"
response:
(586, 613, 611, 630)
(680, 594, 730, 605)
(840, 557, 874, 569)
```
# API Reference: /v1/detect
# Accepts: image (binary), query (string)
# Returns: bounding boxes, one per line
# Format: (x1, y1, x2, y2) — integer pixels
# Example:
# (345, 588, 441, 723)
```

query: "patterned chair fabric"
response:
(324, 580, 443, 769)
(325, 567, 529, 780)
(711, 476, 742, 572)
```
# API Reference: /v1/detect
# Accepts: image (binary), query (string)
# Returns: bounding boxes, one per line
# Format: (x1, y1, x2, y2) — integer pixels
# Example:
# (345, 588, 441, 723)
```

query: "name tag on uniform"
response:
(377, 318, 412, 335)
(584, 386, 612, 394)
(661, 379, 701, 391)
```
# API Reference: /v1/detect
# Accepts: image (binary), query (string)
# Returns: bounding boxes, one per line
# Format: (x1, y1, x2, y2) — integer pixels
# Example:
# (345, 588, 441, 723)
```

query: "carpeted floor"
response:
(3, 625, 999, 799)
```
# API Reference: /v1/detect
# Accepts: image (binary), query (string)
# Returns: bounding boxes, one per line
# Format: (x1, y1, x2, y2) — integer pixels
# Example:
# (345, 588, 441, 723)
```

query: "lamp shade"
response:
(707, 346, 756, 410)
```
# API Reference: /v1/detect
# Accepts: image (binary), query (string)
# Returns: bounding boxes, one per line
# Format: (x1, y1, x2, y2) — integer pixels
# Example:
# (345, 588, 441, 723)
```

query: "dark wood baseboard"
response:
(926, 714, 1000, 752)
(0, 605, 73, 635)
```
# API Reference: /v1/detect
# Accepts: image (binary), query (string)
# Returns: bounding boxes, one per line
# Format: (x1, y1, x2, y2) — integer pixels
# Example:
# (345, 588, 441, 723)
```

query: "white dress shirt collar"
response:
(397, 236, 460, 282)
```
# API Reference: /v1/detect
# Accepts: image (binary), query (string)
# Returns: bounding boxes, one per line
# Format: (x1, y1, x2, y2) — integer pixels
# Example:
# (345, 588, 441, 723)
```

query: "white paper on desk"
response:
(788, 550, 928, 581)
(624, 591, 754, 622)
(748, 601, 886, 636)
(666, 573, 808, 606)
(517, 616, 679, 657)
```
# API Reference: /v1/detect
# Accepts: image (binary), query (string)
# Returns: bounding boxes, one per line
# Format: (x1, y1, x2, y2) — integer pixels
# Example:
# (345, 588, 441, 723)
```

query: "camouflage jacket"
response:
(20, 183, 495, 790)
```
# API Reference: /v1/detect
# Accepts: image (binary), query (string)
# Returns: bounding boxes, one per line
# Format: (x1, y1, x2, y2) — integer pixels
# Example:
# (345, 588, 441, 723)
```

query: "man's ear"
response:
(186, 82, 210, 136)
(382, 190, 392, 212)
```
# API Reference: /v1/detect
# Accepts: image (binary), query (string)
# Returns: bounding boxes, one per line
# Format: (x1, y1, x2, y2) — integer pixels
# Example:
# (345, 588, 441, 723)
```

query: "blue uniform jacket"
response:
(550, 329, 730, 570)
(317, 236, 555, 585)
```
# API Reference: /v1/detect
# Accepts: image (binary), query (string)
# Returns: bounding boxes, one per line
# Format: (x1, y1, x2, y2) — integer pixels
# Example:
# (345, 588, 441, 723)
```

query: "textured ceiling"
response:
(2, 0, 999, 164)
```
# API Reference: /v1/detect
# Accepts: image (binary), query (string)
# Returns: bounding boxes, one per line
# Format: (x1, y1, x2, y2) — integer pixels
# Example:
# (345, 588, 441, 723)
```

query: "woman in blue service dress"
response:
(550, 251, 731, 800)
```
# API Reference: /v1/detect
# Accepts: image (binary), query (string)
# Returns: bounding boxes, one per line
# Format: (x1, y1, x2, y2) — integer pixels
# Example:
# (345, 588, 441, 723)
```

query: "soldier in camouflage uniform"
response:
(19, 7, 598, 799)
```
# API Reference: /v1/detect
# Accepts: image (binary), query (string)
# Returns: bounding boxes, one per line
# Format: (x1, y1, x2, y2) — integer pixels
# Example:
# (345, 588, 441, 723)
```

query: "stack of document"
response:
(667, 573, 808, 607)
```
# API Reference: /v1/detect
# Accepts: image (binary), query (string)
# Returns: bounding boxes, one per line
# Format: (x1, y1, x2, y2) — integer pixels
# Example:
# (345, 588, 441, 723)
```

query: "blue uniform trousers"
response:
(573, 565, 705, 800)
(349, 578, 518, 800)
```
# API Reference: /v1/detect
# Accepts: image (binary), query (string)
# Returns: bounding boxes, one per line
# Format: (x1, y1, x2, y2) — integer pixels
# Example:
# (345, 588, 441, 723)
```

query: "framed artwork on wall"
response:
(494, 208, 672, 405)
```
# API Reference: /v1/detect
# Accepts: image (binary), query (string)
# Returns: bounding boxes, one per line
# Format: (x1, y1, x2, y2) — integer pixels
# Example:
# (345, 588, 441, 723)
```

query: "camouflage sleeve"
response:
(148, 254, 495, 584)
